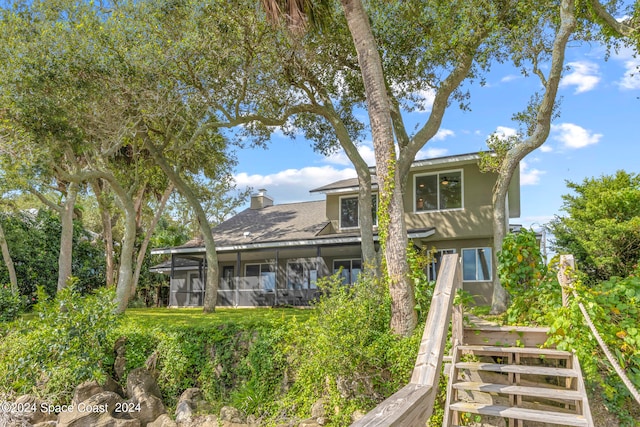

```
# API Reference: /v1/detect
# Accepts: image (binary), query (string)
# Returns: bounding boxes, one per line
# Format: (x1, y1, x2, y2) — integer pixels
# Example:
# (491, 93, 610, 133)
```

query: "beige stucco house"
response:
(151, 152, 520, 307)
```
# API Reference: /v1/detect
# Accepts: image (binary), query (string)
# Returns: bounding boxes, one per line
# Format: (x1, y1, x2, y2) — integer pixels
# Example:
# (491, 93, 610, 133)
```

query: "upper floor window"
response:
(415, 170, 463, 212)
(340, 194, 378, 229)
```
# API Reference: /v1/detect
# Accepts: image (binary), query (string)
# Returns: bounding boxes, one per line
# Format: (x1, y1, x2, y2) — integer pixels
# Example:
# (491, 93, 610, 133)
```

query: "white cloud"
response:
(612, 47, 640, 90)
(416, 147, 449, 160)
(433, 128, 455, 141)
(539, 145, 553, 153)
(323, 142, 377, 167)
(500, 74, 521, 83)
(415, 88, 436, 112)
(520, 160, 545, 186)
(551, 123, 602, 149)
(234, 166, 356, 204)
(560, 61, 601, 94)
(492, 126, 518, 140)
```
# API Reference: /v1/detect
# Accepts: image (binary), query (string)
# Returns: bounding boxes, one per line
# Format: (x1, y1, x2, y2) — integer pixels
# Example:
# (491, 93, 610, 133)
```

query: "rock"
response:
(177, 415, 219, 427)
(175, 388, 212, 423)
(114, 337, 127, 381)
(14, 394, 57, 425)
(218, 406, 243, 424)
(73, 380, 105, 404)
(126, 368, 166, 426)
(126, 368, 163, 399)
(57, 391, 140, 427)
(148, 414, 177, 427)
(175, 400, 194, 423)
(297, 419, 321, 427)
(104, 375, 126, 397)
(310, 399, 325, 419)
(350, 410, 366, 422)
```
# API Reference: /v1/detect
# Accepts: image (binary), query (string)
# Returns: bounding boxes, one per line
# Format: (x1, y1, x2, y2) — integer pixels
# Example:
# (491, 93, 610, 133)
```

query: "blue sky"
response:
(231, 42, 639, 232)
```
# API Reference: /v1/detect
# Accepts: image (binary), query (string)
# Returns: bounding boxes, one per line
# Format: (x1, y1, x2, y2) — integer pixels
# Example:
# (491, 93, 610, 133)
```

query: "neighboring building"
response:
(150, 152, 520, 307)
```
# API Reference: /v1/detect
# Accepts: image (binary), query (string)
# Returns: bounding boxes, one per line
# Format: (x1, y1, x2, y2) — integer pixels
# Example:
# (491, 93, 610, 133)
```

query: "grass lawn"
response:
(123, 306, 314, 329)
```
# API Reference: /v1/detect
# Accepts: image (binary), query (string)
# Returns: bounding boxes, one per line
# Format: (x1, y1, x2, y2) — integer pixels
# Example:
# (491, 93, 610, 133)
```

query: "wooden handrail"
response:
(352, 254, 462, 427)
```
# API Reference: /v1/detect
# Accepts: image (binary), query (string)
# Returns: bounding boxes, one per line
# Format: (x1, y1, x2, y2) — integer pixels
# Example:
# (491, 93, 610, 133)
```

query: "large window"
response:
(339, 194, 378, 229)
(415, 170, 463, 212)
(245, 263, 276, 290)
(287, 260, 318, 290)
(462, 248, 492, 281)
(428, 249, 456, 281)
(333, 259, 362, 284)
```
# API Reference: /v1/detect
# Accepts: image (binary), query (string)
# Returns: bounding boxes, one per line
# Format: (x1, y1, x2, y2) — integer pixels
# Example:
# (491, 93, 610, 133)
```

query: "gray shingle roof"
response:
(211, 200, 329, 246)
(310, 176, 379, 193)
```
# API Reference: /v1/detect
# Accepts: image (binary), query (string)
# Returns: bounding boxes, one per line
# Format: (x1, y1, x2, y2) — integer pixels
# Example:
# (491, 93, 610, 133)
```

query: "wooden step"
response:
(458, 345, 572, 358)
(455, 362, 578, 377)
(449, 402, 589, 426)
(453, 381, 584, 400)
(464, 325, 549, 347)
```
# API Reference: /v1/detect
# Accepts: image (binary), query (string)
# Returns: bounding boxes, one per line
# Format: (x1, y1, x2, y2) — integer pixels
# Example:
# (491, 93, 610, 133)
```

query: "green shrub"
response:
(0, 286, 120, 404)
(0, 285, 23, 322)
(507, 260, 640, 424)
(498, 228, 545, 295)
(271, 273, 421, 426)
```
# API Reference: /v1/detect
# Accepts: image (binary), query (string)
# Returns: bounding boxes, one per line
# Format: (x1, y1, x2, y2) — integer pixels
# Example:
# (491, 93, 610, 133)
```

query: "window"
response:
(428, 249, 456, 281)
(333, 259, 362, 284)
(462, 248, 492, 281)
(415, 170, 462, 212)
(245, 263, 276, 290)
(339, 195, 378, 229)
(286, 260, 319, 290)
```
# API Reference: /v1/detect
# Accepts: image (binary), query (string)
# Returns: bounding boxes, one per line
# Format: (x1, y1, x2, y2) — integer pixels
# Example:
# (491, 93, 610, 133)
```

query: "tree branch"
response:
(589, 0, 638, 37)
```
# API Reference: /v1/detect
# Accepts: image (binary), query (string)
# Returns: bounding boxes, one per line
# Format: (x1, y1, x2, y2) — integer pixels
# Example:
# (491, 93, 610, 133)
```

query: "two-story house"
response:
(150, 152, 520, 307)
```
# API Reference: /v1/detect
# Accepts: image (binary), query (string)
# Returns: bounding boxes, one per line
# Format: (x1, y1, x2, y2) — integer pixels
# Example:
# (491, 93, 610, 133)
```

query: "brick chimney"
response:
(250, 189, 274, 209)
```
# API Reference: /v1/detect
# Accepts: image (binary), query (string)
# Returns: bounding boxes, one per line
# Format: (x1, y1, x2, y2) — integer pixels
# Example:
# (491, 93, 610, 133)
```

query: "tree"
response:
(259, 0, 583, 335)
(548, 171, 640, 283)
(480, 0, 639, 312)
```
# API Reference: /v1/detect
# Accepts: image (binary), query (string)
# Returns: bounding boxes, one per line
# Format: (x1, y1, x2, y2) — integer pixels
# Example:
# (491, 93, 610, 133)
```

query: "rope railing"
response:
(558, 254, 640, 407)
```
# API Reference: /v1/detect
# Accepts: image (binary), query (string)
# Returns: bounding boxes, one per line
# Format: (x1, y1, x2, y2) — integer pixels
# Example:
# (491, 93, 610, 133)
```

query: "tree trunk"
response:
(115, 195, 137, 313)
(489, 0, 576, 313)
(145, 139, 220, 313)
(340, 0, 416, 336)
(91, 179, 116, 287)
(57, 181, 79, 291)
(0, 218, 18, 293)
(131, 183, 174, 299)
(490, 178, 510, 314)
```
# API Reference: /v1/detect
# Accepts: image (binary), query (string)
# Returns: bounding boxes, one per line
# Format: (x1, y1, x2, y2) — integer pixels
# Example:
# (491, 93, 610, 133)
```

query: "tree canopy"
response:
(548, 170, 640, 283)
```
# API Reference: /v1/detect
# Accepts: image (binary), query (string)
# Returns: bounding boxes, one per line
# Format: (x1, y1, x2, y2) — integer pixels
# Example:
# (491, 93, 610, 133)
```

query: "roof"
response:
(311, 152, 488, 195)
(310, 177, 379, 194)
(212, 200, 329, 246)
(151, 198, 435, 255)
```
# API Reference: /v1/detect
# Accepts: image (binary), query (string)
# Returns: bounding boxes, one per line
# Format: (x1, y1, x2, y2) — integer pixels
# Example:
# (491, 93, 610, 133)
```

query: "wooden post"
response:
(557, 254, 575, 307)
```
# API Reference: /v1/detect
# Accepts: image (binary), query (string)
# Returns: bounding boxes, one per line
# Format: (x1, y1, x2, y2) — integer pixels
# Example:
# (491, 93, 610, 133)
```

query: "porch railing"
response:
(217, 277, 321, 307)
(352, 253, 462, 427)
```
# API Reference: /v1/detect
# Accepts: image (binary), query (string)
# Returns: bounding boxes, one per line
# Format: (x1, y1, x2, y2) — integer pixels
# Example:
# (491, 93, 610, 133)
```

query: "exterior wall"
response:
(418, 237, 495, 306)
(404, 162, 498, 239)
(323, 161, 500, 240)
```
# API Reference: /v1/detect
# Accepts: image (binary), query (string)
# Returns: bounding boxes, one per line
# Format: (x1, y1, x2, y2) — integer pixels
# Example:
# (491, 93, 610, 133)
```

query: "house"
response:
(150, 152, 520, 307)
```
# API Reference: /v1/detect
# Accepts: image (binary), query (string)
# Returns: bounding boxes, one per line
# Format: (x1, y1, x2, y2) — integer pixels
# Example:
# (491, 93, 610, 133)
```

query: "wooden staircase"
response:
(443, 325, 594, 427)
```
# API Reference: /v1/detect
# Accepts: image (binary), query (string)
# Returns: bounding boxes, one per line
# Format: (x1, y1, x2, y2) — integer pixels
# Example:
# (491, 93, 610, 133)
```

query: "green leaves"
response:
(548, 170, 640, 283)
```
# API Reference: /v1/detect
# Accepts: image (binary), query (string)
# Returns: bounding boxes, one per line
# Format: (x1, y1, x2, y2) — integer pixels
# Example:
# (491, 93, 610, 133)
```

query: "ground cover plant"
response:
(498, 230, 640, 425)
